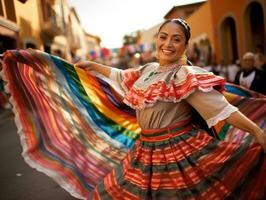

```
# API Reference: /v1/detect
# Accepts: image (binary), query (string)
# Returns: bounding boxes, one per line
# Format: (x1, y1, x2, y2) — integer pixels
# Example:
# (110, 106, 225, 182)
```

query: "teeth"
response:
(162, 49, 173, 54)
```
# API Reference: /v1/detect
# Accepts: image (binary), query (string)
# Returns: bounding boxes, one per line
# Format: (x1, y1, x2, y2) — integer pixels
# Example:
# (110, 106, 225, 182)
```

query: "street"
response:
(0, 108, 77, 200)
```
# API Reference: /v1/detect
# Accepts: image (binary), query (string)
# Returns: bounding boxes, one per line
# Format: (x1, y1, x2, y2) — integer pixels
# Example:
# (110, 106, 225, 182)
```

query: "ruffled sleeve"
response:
(109, 63, 156, 94)
(186, 89, 238, 128)
(109, 67, 141, 93)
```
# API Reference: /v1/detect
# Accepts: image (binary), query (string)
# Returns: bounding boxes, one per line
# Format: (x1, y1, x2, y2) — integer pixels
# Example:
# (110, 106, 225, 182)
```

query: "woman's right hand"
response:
(74, 61, 93, 70)
(74, 61, 111, 77)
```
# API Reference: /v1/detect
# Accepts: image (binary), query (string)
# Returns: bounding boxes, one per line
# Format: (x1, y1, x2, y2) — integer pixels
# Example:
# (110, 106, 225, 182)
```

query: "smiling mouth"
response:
(162, 49, 175, 55)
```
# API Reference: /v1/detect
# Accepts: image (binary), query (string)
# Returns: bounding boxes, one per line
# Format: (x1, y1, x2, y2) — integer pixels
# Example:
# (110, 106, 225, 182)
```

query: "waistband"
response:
(140, 118, 193, 142)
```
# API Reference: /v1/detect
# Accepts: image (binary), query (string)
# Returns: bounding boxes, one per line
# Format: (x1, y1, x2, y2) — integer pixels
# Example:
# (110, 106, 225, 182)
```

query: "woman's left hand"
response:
(255, 130, 266, 153)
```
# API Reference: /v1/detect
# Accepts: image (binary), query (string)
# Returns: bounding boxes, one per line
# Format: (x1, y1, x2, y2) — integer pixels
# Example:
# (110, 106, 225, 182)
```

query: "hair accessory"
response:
(172, 18, 189, 31)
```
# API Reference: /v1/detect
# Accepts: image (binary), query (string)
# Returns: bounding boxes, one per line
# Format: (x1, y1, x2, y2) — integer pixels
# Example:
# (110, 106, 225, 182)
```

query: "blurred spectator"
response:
(235, 52, 266, 95)
(255, 53, 266, 71)
(188, 43, 200, 65)
(116, 47, 131, 69)
(255, 44, 264, 54)
(71, 51, 82, 64)
(227, 59, 240, 82)
(53, 49, 63, 58)
(215, 60, 227, 77)
(128, 53, 141, 68)
(0, 58, 11, 109)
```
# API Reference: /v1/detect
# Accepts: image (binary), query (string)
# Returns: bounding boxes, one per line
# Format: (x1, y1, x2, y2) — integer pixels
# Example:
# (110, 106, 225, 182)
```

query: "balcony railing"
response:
(41, 8, 63, 37)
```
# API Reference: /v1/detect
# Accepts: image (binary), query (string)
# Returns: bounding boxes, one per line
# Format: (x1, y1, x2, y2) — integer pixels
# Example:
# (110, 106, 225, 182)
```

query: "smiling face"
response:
(156, 22, 187, 66)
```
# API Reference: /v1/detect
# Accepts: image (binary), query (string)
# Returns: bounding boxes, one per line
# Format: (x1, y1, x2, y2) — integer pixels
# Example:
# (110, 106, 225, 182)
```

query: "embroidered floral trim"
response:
(206, 104, 238, 128)
(156, 63, 182, 73)
(123, 72, 225, 110)
(120, 63, 184, 92)
(121, 69, 141, 92)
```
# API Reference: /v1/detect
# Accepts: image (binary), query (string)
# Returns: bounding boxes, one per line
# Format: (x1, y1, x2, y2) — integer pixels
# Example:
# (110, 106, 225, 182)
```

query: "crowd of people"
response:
(84, 42, 266, 95)
(197, 50, 266, 95)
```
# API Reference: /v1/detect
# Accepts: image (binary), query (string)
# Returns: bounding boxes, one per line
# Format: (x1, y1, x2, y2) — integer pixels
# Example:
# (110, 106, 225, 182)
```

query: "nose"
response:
(165, 38, 173, 47)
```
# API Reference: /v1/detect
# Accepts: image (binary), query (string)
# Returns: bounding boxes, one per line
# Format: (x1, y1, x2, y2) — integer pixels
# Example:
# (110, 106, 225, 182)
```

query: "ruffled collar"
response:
(122, 64, 225, 110)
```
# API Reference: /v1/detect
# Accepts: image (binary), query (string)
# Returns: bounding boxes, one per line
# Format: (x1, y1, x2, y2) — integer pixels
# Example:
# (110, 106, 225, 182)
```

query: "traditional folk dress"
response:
(2, 50, 266, 200)
(92, 63, 266, 200)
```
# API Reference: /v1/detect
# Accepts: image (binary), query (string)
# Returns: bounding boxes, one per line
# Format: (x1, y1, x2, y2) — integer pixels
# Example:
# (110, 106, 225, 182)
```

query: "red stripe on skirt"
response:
(134, 132, 213, 165)
(200, 143, 262, 200)
(122, 140, 243, 189)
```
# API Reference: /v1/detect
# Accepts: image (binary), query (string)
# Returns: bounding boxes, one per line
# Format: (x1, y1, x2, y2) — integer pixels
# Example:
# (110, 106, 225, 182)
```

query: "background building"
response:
(0, 0, 101, 62)
(0, 0, 20, 53)
(139, 0, 265, 66)
(186, 0, 266, 65)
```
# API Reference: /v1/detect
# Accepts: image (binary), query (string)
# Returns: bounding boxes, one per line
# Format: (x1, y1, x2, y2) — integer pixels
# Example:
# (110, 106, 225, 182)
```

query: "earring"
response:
(180, 51, 187, 65)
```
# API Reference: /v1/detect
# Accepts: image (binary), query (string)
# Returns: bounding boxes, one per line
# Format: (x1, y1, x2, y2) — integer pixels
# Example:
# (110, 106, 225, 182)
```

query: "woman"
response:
(75, 19, 266, 199)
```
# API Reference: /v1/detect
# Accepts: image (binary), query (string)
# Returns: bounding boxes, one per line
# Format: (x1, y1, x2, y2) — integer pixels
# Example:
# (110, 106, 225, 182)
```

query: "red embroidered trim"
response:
(122, 69, 141, 91)
(124, 73, 225, 109)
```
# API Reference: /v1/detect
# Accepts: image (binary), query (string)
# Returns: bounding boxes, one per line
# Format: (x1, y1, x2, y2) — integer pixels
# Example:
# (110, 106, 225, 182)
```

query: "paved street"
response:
(0, 108, 78, 200)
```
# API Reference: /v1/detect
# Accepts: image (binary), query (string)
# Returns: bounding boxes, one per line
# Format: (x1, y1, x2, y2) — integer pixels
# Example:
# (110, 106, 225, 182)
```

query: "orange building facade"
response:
(186, 0, 266, 64)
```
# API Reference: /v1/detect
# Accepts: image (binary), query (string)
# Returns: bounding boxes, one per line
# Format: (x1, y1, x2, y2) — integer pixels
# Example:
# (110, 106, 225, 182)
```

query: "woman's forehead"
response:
(159, 22, 183, 34)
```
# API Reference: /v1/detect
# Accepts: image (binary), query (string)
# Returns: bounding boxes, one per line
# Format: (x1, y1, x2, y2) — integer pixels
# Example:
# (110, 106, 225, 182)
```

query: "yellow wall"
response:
(69, 9, 88, 58)
(14, 0, 43, 49)
(139, 23, 161, 45)
(187, 2, 214, 47)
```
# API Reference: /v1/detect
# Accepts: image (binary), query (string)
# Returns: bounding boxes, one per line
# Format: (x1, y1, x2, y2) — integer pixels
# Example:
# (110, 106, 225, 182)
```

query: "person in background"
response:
(235, 52, 266, 95)
(255, 52, 266, 71)
(75, 19, 266, 199)
(227, 59, 240, 83)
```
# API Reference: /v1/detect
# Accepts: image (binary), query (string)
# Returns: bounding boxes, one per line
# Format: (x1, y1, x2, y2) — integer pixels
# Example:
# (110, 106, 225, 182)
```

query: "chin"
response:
(159, 57, 178, 65)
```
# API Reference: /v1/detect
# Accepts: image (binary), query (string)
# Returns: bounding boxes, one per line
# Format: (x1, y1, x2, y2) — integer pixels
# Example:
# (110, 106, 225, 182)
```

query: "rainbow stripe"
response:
(2, 49, 265, 199)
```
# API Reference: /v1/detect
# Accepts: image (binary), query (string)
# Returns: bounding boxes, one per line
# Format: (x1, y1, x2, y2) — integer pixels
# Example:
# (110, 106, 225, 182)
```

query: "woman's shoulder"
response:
(179, 65, 212, 75)
(172, 65, 215, 81)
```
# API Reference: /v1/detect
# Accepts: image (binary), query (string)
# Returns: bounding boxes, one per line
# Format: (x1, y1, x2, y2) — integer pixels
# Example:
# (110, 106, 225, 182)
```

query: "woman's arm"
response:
(74, 61, 112, 77)
(225, 110, 266, 152)
(186, 89, 266, 152)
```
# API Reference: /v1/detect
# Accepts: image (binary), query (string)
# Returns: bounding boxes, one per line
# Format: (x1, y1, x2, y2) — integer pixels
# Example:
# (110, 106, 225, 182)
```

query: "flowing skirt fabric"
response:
(93, 119, 266, 200)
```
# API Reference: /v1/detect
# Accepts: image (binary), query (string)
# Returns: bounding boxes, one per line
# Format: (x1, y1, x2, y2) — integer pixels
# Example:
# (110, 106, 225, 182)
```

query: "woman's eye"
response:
(159, 36, 166, 40)
(174, 38, 180, 42)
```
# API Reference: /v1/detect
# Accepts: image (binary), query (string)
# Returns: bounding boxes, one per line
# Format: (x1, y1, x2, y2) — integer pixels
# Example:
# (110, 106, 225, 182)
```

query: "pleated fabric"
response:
(1, 49, 266, 199)
(93, 116, 266, 199)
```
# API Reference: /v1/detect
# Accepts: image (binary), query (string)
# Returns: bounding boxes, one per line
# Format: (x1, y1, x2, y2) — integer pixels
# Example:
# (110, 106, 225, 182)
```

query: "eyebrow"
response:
(159, 32, 182, 37)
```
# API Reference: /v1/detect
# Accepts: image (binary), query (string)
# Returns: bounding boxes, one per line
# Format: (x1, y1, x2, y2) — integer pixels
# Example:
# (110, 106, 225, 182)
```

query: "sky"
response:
(68, 0, 204, 49)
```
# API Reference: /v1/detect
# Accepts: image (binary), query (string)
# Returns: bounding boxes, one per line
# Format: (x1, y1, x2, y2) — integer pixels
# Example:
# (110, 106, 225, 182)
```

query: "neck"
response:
(159, 59, 186, 67)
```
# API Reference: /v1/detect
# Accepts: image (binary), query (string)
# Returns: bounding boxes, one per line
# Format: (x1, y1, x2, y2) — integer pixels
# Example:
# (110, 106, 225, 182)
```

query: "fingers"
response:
(254, 132, 266, 153)
(74, 63, 88, 70)
(74, 61, 92, 70)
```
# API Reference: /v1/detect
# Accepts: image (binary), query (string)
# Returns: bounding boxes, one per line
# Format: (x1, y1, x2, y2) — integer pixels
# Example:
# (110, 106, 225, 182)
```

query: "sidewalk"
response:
(0, 108, 77, 200)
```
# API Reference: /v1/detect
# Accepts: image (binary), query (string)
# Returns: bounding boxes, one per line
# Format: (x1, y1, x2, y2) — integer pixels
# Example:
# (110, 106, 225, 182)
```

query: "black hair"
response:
(158, 18, 191, 44)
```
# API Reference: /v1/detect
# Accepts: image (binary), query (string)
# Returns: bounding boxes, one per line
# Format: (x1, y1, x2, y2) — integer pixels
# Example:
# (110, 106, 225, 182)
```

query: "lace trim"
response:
(206, 104, 238, 128)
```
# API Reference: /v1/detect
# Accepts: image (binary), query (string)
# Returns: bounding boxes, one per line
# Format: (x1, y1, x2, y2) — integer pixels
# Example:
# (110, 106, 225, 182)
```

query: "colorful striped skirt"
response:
(92, 119, 266, 200)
